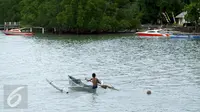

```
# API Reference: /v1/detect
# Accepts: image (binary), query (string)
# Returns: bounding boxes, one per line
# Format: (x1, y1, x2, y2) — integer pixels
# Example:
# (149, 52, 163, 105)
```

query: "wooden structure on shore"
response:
(0, 24, 4, 30)
(30, 27, 45, 34)
(4, 22, 20, 30)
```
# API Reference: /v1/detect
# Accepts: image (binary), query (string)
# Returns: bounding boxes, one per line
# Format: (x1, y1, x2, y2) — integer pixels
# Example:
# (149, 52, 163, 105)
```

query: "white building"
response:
(175, 12, 187, 25)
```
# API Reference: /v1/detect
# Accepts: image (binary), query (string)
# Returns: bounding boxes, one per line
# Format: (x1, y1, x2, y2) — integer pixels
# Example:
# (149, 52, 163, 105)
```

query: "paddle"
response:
(100, 84, 119, 90)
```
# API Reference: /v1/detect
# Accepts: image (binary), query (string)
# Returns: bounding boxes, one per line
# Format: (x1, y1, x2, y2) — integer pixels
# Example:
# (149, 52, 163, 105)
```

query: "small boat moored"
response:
(3, 28, 34, 36)
(135, 29, 170, 38)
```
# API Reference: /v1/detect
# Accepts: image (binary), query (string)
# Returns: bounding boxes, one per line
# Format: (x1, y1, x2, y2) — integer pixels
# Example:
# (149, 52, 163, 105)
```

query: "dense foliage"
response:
(184, 0, 200, 25)
(0, 0, 199, 33)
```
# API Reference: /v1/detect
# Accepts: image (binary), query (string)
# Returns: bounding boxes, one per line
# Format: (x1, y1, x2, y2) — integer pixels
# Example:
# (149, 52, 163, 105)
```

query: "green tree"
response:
(0, 0, 21, 23)
(137, 0, 188, 24)
(0, 1, 5, 24)
(184, 0, 200, 31)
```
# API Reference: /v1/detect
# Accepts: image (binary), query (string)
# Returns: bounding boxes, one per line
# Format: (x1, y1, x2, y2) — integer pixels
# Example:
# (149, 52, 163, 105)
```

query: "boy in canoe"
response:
(86, 73, 116, 90)
(86, 73, 101, 89)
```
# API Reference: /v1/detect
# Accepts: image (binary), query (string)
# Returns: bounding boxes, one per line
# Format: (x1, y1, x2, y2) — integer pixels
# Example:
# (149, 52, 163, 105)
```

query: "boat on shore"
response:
(135, 29, 170, 38)
(2, 28, 34, 36)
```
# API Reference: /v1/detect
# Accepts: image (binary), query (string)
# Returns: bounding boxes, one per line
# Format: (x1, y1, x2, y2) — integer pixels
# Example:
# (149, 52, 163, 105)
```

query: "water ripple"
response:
(0, 35, 200, 112)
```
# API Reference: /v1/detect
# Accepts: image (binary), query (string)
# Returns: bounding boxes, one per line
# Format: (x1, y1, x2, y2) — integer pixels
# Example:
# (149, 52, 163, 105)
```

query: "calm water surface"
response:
(0, 32, 200, 112)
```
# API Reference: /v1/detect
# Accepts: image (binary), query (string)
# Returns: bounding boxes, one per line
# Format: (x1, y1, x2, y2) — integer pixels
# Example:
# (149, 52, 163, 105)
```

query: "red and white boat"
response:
(3, 28, 34, 36)
(135, 29, 170, 38)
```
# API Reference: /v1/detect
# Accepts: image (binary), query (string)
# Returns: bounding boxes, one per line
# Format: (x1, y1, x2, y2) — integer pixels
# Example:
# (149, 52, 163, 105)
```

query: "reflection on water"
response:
(0, 33, 200, 112)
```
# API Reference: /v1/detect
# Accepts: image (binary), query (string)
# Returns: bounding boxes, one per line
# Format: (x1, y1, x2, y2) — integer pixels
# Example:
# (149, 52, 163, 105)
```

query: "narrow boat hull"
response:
(136, 33, 167, 37)
(68, 75, 96, 93)
(68, 86, 96, 93)
(135, 29, 170, 38)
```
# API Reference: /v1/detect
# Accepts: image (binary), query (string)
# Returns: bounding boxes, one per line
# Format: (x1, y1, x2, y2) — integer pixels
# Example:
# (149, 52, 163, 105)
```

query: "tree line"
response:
(0, 0, 199, 33)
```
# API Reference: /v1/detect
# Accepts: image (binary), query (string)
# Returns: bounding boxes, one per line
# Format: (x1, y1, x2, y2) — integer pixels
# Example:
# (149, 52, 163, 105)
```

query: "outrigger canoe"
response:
(46, 76, 118, 94)
(46, 76, 97, 93)
(68, 75, 97, 93)
(68, 75, 119, 91)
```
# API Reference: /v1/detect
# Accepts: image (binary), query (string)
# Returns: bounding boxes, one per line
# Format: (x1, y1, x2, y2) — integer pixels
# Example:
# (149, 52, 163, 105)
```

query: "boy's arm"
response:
(85, 78, 92, 82)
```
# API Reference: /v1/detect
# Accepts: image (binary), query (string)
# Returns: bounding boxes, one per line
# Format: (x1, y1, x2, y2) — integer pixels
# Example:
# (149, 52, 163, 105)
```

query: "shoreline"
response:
(2, 26, 200, 36)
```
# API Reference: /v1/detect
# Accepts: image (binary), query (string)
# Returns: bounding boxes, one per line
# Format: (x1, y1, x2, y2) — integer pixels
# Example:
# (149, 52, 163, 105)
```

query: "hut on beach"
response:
(175, 12, 188, 25)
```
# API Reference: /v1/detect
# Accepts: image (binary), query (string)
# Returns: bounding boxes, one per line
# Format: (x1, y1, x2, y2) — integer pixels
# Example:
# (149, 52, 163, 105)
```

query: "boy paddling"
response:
(86, 73, 117, 90)
(86, 73, 101, 89)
